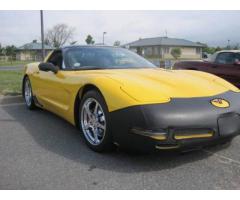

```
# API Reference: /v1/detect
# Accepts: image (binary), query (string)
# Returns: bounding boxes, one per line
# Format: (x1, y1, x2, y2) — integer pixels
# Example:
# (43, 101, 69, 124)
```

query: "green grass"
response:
(0, 70, 23, 95)
(0, 60, 33, 67)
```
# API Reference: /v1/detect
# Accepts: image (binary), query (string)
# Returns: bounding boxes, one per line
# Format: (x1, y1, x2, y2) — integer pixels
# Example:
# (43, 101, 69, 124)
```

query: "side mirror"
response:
(38, 62, 59, 73)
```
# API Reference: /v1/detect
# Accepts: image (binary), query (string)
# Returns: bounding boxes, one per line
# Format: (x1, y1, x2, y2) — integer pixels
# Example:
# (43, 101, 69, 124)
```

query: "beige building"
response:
(124, 37, 205, 60)
(16, 40, 54, 61)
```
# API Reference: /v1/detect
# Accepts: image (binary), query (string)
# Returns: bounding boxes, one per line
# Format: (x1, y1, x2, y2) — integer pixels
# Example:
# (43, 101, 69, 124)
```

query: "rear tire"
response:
(23, 76, 36, 110)
(79, 90, 113, 152)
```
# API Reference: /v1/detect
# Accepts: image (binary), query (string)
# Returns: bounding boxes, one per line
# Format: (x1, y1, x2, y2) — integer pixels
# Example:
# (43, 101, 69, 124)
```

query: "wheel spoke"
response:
(84, 105, 93, 120)
(93, 103, 99, 115)
(96, 122, 105, 130)
(92, 128, 99, 143)
(84, 123, 90, 130)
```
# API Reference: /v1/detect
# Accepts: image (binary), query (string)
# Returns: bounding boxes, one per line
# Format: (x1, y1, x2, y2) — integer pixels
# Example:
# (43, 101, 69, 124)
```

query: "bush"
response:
(171, 48, 181, 60)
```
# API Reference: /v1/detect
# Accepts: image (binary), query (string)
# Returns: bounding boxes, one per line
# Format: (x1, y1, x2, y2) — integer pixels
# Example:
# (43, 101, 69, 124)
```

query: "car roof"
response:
(216, 50, 240, 54)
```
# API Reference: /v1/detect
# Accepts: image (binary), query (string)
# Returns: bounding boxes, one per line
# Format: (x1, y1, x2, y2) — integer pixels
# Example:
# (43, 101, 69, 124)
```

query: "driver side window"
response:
(215, 52, 235, 64)
(47, 50, 63, 69)
(235, 53, 240, 61)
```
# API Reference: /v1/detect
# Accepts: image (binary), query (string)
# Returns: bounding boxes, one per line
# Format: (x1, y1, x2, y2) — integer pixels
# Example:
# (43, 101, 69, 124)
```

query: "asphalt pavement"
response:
(0, 96, 240, 189)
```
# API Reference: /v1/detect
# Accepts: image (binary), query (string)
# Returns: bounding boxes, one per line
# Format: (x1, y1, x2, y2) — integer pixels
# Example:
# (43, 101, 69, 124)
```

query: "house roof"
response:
(18, 41, 54, 50)
(125, 37, 205, 48)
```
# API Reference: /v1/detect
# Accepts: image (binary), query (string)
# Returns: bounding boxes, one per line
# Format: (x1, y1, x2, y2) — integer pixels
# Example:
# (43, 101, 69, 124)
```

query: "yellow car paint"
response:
(24, 63, 240, 126)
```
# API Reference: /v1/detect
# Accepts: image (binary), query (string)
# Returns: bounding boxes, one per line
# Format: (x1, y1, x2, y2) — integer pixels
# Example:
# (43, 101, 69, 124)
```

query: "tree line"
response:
(0, 44, 17, 59)
(44, 24, 121, 48)
(196, 42, 240, 54)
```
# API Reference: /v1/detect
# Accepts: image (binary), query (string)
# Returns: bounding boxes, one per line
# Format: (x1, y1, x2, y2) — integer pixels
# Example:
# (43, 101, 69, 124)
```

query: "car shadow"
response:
(2, 104, 230, 173)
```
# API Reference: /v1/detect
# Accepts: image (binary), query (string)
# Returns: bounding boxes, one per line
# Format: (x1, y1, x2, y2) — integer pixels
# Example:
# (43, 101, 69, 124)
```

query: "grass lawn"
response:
(0, 70, 23, 95)
(0, 60, 33, 67)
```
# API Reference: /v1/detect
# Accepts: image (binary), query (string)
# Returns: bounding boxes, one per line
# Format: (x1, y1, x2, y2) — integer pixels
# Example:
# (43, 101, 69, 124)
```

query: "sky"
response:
(1, 10, 240, 47)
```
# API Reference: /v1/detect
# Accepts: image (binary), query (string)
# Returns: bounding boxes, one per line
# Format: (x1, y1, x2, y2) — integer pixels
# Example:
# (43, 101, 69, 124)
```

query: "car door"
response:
(32, 50, 71, 115)
(210, 52, 240, 87)
(232, 53, 240, 88)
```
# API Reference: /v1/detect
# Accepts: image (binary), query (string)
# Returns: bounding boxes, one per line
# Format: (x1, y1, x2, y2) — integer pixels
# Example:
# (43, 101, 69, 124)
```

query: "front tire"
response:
(23, 76, 36, 110)
(79, 90, 113, 152)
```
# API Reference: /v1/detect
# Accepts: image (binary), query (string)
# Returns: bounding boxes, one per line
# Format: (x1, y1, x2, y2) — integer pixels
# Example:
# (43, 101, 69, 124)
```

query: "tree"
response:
(45, 24, 75, 48)
(0, 45, 17, 62)
(5, 45, 17, 55)
(171, 48, 181, 60)
(202, 45, 223, 54)
(85, 35, 95, 45)
(113, 40, 121, 46)
(203, 45, 216, 54)
(44, 38, 50, 46)
(0, 43, 3, 56)
(215, 46, 222, 52)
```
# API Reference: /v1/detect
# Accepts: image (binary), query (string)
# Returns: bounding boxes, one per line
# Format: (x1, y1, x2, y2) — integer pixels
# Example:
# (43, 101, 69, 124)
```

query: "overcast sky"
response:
(1, 10, 240, 47)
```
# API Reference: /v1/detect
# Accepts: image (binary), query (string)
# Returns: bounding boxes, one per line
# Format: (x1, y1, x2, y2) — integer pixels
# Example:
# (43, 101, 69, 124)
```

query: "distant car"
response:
(22, 46, 240, 152)
(173, 50, 240, 88)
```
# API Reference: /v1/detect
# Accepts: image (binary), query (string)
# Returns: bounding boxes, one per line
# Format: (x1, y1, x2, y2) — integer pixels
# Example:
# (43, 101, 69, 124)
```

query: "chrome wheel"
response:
(81, 98, 106, 145)
(24, 78, 32, 107)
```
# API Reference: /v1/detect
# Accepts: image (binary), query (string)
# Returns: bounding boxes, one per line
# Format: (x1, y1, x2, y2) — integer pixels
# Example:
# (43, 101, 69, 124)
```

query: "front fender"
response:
(80, 76, 138, 112)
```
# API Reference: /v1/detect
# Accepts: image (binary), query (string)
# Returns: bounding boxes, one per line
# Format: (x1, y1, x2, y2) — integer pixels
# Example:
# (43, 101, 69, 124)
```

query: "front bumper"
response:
(109, 91, 240, 151)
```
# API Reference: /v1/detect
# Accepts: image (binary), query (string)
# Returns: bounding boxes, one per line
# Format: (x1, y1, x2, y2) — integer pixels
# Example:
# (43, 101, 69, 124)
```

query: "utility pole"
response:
(165, 29, 168, 37)
(40, 10, 45, 61)
(103, 32, 107, 45)
(227, 39, 230, 49)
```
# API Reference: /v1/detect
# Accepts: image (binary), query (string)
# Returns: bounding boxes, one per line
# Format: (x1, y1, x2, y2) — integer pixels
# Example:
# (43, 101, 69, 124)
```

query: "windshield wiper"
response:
(72, 66, 104, 70)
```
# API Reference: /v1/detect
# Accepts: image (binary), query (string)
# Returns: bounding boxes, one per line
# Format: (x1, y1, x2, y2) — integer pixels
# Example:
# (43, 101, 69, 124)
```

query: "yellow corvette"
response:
(23, 46, 240, 152)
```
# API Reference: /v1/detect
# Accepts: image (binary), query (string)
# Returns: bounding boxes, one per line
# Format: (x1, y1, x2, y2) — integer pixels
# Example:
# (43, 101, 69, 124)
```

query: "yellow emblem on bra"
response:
(211, 98, 229, 108)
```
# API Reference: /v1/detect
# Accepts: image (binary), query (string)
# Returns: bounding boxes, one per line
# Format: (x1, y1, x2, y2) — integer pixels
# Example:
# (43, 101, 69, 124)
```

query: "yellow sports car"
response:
(23, 46, 240, 152)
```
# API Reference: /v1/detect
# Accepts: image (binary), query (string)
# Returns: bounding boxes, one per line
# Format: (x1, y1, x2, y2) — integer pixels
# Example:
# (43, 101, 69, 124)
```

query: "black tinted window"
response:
(235, 53, 240, 60)
(64, 47, 156, 70)
(215, 52, 235, 64)
(47, 51, 63, 68)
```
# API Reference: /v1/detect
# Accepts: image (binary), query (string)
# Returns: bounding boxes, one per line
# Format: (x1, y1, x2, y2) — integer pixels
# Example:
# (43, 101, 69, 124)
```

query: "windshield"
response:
(64, 47, 156, 70)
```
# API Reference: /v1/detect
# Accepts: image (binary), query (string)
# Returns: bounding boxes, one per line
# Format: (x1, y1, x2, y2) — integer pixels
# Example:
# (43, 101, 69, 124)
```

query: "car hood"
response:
(102, 68, 239, 103)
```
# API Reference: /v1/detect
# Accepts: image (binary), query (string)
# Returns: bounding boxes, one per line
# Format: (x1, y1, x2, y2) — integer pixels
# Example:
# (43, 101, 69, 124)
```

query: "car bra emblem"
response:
(211, 98, 229, 108)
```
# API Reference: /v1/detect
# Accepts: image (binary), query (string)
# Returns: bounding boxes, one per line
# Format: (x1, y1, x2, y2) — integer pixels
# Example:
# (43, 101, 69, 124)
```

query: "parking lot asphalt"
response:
(0, 96, 240, 189)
